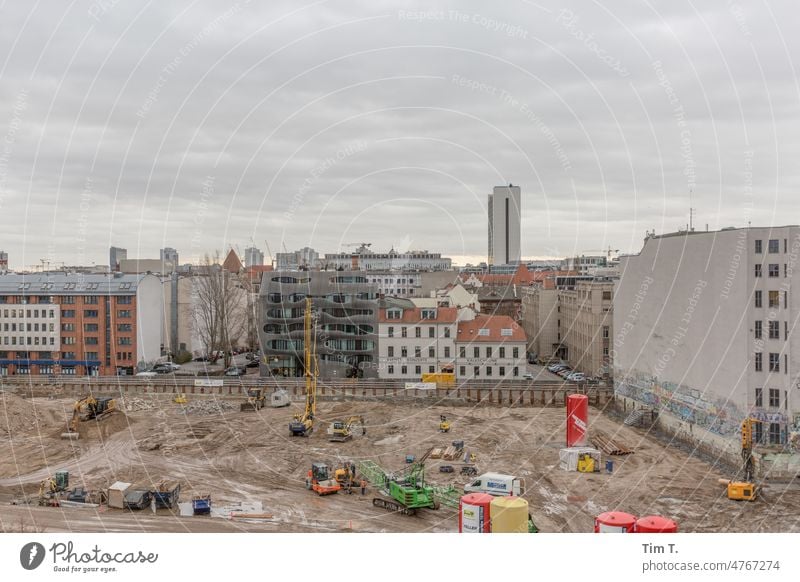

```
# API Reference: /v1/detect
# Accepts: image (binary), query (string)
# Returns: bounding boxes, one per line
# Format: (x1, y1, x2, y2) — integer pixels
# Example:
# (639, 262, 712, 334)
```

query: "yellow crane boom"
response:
(289, 297, 317, 436)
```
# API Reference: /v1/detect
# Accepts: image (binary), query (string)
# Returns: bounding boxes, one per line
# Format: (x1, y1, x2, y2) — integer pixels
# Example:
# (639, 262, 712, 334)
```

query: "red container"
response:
(459, 493, 493, 533)
(635, 515, 678, 533)
(566, 394, 589, 447)
(594, 511, 637, 533)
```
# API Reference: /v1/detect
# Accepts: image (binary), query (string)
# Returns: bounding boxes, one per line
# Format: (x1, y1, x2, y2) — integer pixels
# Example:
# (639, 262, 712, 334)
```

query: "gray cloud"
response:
(1, 0, 798, 268)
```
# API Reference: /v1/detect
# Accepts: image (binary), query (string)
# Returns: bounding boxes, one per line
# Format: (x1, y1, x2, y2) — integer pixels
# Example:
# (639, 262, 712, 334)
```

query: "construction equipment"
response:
(438, 415, 451, 433)
(328, 416, 366, 442)
(289, 298, 317, 437)
(192, 495, 211, 515)
(173, 394, 188, 404)
(306, 463, 341, 495)
(577, 453, 598, 473)
(61, 395, 117, 439)
(334, 461, 359, 493)
(372, 447, 439, 515)
(240, 388, 266, 412)
(725, 418, 762, 501)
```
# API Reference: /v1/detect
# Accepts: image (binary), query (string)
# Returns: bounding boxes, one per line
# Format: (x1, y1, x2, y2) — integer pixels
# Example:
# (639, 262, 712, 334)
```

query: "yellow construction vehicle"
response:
(290, 298, 317, 437)
(240, 388, 266, 411)
(726, 418, 761, 501)
(334, 461, 359, 493)
(173, 394, 188, 405)
(438, 415, 451, 433)
(61, 395, 117, 439)
(328, 415, 366, 442)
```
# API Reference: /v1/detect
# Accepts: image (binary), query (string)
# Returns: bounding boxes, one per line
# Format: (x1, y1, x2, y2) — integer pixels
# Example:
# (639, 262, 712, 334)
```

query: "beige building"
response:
(520, 285, 559, 361)
(559, 280, 614, 377)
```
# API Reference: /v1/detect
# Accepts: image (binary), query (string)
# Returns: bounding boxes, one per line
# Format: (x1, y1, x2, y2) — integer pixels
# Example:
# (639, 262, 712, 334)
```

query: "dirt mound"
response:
(71, 411, 133, 440)
(0, 392, 56, 437)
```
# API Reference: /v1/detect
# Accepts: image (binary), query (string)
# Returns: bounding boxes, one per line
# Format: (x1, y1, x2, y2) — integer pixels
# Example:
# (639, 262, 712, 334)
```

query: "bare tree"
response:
(191, 252, 247, 369)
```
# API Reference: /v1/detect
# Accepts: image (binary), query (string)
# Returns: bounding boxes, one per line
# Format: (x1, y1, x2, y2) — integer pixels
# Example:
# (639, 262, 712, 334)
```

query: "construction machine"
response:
(289, 298, 317, 437)
(724, 418, 762, 501)
(328, 415, 366, 442)
(372, 447, 439, 515)
(173, 394, 188, 405)
(306, 463, 341, 495)
(240, 388, 267, 412)
(334, 461, 359, 493)
(61, 395, 117, 439)
(438, 415, 451, 433)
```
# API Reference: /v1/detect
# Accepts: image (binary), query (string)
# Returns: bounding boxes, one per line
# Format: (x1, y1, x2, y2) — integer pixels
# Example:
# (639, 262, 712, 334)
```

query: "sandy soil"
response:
(1, 392, 799, 533)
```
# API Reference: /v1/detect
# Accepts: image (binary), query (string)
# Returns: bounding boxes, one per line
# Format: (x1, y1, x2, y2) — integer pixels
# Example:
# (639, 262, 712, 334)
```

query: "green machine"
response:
(360, 447, 440, 516)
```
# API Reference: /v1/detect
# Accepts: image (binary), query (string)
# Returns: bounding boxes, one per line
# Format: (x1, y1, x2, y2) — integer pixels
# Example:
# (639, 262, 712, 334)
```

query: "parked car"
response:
(193, 354, 210, 362)
(549, 364, 567, 373)
(245, 360, 259, 369)
(522, 372, 534, 380)
(225, 366, 246, 377)
(567, 372, 586, 382)
(135, 371, 157, 377)
(557, 369, 572, 378)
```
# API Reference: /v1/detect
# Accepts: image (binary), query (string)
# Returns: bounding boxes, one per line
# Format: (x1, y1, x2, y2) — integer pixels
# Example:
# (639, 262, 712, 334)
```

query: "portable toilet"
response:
(108, 482, 131, 509)
(594, 511, 636, 533)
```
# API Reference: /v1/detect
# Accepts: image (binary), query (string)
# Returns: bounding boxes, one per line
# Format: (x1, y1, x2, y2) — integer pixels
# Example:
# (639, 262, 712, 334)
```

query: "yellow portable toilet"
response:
(490, 496, 529, 533)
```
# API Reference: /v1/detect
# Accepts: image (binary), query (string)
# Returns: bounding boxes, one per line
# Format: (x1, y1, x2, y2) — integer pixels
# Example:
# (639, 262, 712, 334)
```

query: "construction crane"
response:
(371, 447, 439, 515)
(264, 240, 275, 269)
(723, 418, 762, 501)
(327, 415, 366, 442)
(289, 298, 317, 437)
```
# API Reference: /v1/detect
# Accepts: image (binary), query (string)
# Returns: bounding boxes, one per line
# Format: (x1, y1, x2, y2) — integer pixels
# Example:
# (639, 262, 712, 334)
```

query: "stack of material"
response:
(442, 445, 459, 460)
(591, 431, 634, 455)
(430, 447, 444, 459)
(184, 400, 236, 415)
(121, 397, 158, 412)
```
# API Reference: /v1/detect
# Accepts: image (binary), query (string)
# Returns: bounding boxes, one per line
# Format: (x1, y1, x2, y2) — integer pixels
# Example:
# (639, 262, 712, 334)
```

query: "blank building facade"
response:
(488, 184, 521, 266)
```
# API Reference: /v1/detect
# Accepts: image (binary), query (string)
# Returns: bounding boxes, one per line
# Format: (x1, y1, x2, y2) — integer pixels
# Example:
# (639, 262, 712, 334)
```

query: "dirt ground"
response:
(1, 391, 800, 533)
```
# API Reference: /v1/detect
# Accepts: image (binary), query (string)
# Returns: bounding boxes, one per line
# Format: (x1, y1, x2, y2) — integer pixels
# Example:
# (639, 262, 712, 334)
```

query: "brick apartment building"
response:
(0, 273, 162, 376)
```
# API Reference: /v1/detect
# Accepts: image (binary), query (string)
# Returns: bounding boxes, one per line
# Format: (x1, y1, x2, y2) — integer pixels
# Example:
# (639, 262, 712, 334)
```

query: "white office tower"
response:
(488, 184, 521, 266)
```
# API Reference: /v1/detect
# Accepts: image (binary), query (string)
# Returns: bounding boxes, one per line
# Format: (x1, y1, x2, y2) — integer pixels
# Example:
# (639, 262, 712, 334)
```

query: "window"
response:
(755, 388, 763, 407)
(428, 366, 435, 373)
(414, 346, 421, 358)
(755, 291, 762, 308)
(785, 321, 789, 340)
(769, 239, 779, 253)
(421, 309, 436, 320)
(117, 324, 132, 332)
(459, 366, 465, 377)
(785, 264, 788, 278)
(602, 291, 612, 300)
(388, 327, 394, 338)
(769, 264, 779, 277)
(486, 366, 492, 376)
(61, 366, 76, 376)
(85, 337, 99, 345)
(513, 347, 519, 358)
(62, 352, 76, 360)
(415, 365, 421, 375)
(459, 346, 466, 358)
(473, 347, 479, 358)
(62, 337, 76, 345)
(84, 323, 99, 332)
(428, 327, 435, 338)
(499, 347, 505, 358)
(401, 347, 408, 357)
(769, 320, 780, 339)
(428, 347, 435, 357)
(401, 365, 407, 375)
(755, 352, 762, 371)
(754, 321, 762, 339)
(473, 366, 480, 377)
(444, 328, 450, 338)
(388, 346, 394, 357)
(401, 327, 407, 338)
(769, 352, 780, 372)
(415, 327, 421, 338)
(769, 291, 780, 308)
(755, 239, 762, 254)
(769, 423, 781, 445)
(117, 310, 131, 318)
(84, 296, 99, 304)
(754, 422, 764, 444)
(602, 326, 610, 339)
(83, 310, 98, 318)
(478, 329, 490, 336)
(62, 296, 75, 304)
(62, 310, 76, 318)
(754, 264, 762, 278)
(513, 367, 518, 377)
(443, 346, 450, 358)
(117, 338, 132, 345)
(499, 366, 505, 376)
(85, 352, 99, 360)
(388, 365, 394, 375)
(117, 296, 133, 305)
(769, 388, 780, 408)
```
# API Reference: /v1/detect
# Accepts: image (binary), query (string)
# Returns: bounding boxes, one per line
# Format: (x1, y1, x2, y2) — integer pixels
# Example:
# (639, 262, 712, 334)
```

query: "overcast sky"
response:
(1, 0, 798, 269)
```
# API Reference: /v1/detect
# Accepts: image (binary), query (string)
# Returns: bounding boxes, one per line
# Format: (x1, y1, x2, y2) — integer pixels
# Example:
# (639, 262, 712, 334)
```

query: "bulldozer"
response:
(328, 416, 366, 442)
(61, 395, 117, 439)
(240, 388, 266, 412)
(306, 463, 341, 495)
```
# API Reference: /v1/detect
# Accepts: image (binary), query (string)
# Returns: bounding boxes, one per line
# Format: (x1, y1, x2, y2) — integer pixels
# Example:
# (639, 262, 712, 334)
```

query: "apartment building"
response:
(0, 273, 161, 376)
(324, 247, 452, 271)
(455, 314, 527, 380)
(366, 270, 457, 298)
(377, 306, 458, 379)
(520, 284, 559, 361)
(558, 280, 614, 377)
(259, 271, 379, 379)
(614, 227, 800, 458)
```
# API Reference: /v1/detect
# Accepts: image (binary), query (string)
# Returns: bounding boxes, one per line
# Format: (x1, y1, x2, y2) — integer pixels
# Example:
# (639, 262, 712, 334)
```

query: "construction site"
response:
(2, 384, 800, 533)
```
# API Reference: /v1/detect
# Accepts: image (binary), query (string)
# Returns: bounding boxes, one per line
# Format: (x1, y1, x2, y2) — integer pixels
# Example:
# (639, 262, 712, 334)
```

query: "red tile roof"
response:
(379, 306, 459, 324)
(456, 314, 526, 343)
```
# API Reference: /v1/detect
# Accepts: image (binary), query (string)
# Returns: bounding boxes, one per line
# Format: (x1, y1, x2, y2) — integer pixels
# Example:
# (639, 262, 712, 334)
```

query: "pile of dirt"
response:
(0, 392, 55, 437)
(120, 397, 159, 412)
(184, 400, 236, 415)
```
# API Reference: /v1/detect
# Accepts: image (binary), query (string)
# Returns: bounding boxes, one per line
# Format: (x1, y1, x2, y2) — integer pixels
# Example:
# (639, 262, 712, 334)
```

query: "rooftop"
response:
(456, 314, 526, 343)
(379, 306, 459, 324)
(0, 272, 150, 295)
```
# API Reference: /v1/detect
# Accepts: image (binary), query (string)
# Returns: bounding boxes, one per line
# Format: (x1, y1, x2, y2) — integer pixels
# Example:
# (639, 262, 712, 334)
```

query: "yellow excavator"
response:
(289, 298, 317, 437)
(328, 415, 366, 442)
(723, 418, 762, 501)
(61, 395, 117, 439)
(240, 388, 267, 412)
(439, 415, 451, 433)
(334, 461, 360, 493)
